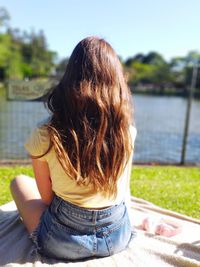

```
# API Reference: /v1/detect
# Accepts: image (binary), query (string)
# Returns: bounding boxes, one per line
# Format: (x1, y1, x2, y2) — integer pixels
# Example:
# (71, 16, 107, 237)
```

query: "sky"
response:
(1, 0, 200, 62)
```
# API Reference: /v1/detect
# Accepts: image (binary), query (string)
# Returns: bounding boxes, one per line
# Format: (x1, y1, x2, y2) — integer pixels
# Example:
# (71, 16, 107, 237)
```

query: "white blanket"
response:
(0, 197, 199, 267)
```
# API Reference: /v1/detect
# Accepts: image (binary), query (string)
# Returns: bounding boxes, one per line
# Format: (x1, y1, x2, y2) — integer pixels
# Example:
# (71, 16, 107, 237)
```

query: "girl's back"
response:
(11, 36, 137, 261)
(25, 124, 136, 208)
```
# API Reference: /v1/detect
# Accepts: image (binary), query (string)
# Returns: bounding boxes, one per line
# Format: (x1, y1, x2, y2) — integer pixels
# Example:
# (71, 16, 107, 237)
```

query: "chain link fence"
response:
(0, 82, 199, 164)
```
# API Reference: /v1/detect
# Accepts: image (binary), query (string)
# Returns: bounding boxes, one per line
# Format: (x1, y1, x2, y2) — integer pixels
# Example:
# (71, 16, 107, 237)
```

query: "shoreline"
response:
(0, 159, 199, 167)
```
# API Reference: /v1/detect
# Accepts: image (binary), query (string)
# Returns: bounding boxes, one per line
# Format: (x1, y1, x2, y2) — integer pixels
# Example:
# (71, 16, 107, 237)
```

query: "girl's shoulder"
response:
(24, 124, 50, 160)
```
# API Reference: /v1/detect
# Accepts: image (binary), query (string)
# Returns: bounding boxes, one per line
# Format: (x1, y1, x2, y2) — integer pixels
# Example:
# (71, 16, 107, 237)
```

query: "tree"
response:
(127, 61, 156, 85)
(0, 7, 10, 29)
(142, 52, 166, 66)
(170, 52, 200, 93)
(125, 53, 145, 67)
(24, 30, 55, 77)
(125, 52, 172, 90)
(0, 33, 11, 80)
(55, 58, 69, 78)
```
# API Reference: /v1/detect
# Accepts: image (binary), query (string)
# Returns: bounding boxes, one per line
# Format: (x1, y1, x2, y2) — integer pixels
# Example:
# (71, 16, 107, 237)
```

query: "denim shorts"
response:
(30, 195, 135, 261)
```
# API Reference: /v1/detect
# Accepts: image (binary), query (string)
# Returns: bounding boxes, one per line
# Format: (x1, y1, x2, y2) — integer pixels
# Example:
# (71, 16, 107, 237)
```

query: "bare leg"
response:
(10, 175, 48, 234)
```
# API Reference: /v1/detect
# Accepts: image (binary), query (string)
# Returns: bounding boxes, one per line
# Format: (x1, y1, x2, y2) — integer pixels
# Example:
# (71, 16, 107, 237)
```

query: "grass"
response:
(130, 166, 200, 219)
(0, 165, 199, 219)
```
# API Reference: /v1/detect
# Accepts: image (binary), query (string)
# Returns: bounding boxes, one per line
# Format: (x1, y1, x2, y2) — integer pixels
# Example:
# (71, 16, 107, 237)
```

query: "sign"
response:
(7, 79, 56, 101)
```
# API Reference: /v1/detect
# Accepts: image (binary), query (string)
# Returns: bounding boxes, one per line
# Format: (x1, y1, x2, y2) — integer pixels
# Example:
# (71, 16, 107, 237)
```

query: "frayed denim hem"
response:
(29, 214, 44, 258)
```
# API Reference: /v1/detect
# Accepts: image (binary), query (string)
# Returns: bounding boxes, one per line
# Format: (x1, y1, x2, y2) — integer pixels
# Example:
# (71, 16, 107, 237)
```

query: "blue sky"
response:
(2, 0, 200, 61)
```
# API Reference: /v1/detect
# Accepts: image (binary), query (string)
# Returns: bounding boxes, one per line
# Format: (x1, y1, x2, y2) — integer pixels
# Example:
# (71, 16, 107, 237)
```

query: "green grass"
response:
(0, 166, 33, 204)
(130, 166, 200, 219)
(0, 165, 199, 219)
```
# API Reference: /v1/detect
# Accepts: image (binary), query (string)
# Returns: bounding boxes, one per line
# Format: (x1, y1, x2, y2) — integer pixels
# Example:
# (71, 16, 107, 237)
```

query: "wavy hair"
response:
(43, 37, 133, 197)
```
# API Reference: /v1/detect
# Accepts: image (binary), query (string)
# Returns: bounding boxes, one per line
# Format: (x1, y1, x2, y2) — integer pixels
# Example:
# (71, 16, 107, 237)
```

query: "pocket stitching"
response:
(43, 220, 91, 255)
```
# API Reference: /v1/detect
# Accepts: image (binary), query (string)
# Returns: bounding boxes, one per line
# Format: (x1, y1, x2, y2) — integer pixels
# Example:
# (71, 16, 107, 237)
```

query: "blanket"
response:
(0, 197, 199, 267)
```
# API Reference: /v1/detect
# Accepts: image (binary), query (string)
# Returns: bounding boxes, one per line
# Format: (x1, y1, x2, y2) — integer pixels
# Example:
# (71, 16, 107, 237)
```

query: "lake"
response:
(0, 90, 199, 164)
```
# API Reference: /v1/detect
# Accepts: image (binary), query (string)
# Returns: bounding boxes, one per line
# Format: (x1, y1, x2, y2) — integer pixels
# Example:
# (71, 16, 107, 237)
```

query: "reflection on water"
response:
(0, 90, 200, 163)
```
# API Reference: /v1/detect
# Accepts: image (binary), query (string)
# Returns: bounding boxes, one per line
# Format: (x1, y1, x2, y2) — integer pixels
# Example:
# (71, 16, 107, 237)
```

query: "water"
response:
(0, 90, 200, 163)
(133, 95, 200, 163)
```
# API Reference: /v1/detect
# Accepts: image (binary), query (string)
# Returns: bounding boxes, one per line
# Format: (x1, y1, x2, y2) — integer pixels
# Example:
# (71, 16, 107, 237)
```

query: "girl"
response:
(10, 36, 137, 261)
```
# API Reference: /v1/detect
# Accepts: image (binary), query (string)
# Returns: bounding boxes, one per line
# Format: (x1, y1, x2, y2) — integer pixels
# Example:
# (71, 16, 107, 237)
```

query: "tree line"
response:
(124, 51, 200, 96)
(0, 7, 199, 97)
(0, 7, 57, 80)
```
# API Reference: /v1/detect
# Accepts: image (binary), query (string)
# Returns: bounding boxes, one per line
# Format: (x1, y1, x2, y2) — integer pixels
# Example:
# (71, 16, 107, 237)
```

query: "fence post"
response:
(181, 61, 198, 165)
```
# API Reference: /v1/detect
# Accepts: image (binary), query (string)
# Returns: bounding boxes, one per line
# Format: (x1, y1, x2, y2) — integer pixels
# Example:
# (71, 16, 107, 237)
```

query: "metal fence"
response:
(0, 81, 199, 164)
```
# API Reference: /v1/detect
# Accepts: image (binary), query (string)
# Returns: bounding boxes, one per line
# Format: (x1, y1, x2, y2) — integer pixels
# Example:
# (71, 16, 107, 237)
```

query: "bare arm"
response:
(31, 158, 55, 205)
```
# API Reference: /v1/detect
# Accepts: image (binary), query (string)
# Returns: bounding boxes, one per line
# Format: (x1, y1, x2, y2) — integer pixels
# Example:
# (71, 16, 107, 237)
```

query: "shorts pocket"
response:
(40, 218, 94, 260)
(103, 212, 133, 255)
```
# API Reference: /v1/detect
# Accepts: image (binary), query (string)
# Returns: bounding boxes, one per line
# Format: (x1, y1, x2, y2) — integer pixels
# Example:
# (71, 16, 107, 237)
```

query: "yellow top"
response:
(24, 125, 137, 208)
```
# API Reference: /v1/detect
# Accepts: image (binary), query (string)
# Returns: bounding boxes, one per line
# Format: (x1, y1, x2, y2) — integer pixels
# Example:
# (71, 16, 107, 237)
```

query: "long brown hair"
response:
(44, 36, 133, 197)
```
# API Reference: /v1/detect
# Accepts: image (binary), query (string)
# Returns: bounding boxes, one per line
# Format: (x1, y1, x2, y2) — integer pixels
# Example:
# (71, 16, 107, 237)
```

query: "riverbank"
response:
(131, 86, 200, 98)
(0, 160, 199, 167)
